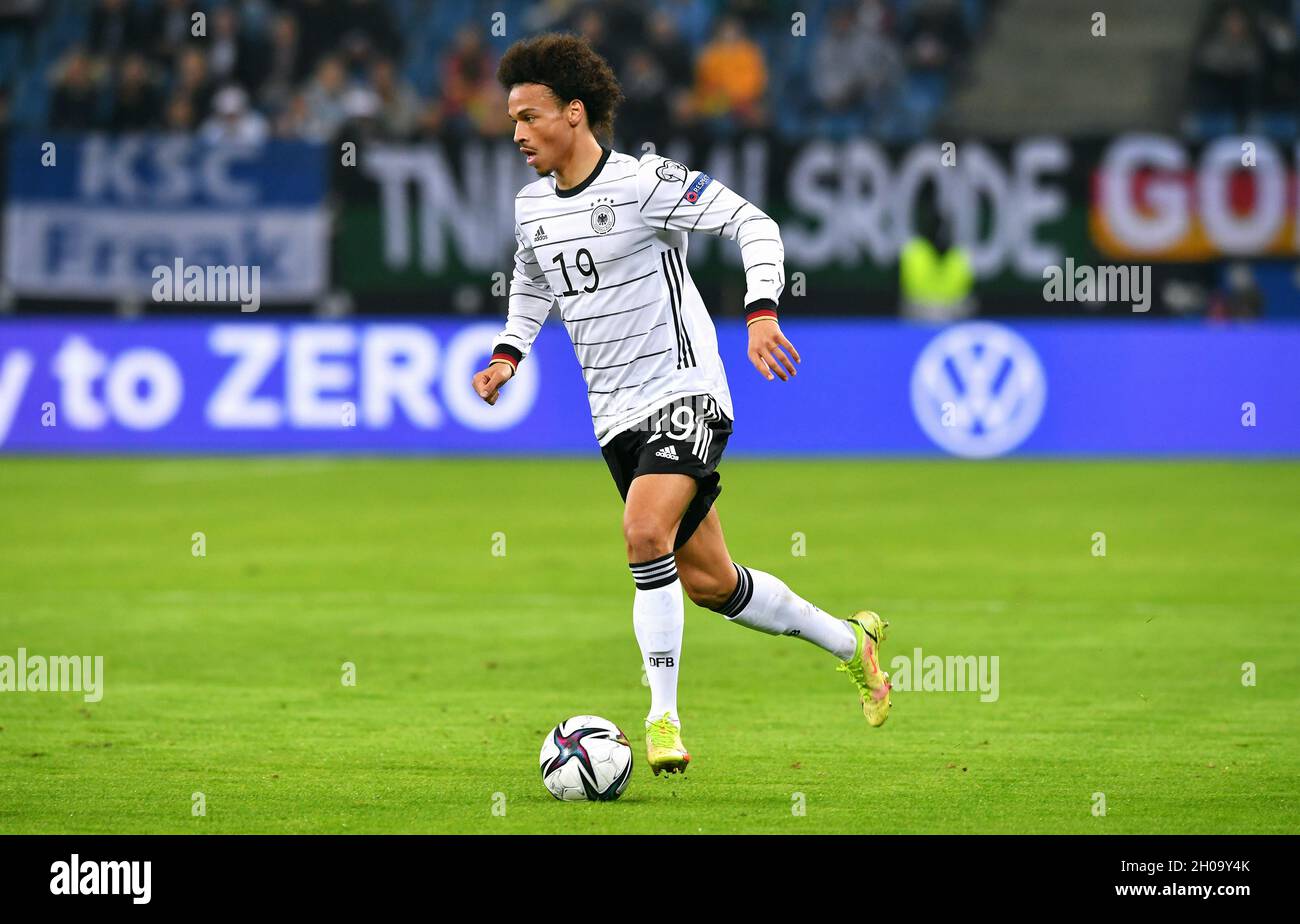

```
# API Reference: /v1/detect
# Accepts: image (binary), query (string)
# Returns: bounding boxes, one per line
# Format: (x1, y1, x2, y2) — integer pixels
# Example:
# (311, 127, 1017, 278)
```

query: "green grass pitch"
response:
(1, 457, 1297, 834)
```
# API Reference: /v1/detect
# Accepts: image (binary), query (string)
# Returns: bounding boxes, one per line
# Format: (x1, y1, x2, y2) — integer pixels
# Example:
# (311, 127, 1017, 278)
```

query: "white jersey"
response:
(489, 147, 785, 447)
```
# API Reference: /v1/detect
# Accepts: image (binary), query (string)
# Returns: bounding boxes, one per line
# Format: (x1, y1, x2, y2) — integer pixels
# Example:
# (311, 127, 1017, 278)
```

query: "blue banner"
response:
(0, 319, 1295, 456)
(3, 135, 328, 302)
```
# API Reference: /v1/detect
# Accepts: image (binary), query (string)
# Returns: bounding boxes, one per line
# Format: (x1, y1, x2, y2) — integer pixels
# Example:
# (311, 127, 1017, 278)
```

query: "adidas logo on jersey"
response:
(654, 445, 680, 461)
(533, 225, 547, 242)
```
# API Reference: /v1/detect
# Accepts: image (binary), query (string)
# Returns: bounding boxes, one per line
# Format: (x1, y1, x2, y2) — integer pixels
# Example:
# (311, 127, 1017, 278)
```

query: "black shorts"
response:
(600, 394, 734, 551)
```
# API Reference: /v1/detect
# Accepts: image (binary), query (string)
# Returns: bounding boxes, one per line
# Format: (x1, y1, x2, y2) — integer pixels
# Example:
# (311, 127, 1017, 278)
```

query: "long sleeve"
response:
(635, 154, 784, 325)
(489, 221, 556, 372)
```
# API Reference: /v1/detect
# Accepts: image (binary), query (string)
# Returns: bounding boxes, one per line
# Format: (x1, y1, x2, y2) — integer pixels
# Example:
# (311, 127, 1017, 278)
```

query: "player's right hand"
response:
(473, 362, 514, 406)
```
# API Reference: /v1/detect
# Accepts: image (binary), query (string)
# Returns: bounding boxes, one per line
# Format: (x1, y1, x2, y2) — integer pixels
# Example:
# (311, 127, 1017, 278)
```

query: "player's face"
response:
(508, 83, 571, 176)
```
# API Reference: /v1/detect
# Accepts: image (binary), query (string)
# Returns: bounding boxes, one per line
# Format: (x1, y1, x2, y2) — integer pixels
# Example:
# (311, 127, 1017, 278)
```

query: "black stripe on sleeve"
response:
(719, 202, 749, 237)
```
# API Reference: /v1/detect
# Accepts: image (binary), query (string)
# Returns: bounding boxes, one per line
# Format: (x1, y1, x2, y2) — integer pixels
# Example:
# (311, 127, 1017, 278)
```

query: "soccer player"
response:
(472, 34, 891, 775)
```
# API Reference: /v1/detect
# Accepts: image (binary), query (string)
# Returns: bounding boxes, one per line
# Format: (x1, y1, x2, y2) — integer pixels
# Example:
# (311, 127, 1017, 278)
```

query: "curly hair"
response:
(496, 33, 625, 143)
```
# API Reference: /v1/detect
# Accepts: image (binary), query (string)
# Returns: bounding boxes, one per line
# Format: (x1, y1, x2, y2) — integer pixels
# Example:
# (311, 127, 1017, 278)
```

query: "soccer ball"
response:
(539, 715, 633, 801)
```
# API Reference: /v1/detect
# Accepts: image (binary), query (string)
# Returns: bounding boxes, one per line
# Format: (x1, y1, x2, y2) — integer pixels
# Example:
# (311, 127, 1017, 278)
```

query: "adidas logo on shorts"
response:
(654, 445, 679, 461)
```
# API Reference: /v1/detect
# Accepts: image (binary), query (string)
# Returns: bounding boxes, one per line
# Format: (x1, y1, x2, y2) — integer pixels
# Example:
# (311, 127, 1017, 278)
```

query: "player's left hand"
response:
(747, 319, 800, 381)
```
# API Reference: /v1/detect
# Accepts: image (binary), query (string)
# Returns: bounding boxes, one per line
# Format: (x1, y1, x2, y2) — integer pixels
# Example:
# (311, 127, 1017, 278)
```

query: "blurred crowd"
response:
(0, 0, 984, 143)
(4, 0, 1297, 146)
(1187, 0, 1300, 137)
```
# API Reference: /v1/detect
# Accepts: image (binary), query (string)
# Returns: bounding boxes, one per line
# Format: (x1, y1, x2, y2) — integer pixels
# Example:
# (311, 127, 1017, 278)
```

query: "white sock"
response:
(714, 563, 856, 660)
(630, 552, 683, 725)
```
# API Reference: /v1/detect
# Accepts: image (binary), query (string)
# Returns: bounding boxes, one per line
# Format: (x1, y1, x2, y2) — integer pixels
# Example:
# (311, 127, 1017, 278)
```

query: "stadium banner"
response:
(1090, 134, 1300, 261)
(0, 319, 1294, 456)
(2, 134, 329, 302)
(332, 133, 1300, 313)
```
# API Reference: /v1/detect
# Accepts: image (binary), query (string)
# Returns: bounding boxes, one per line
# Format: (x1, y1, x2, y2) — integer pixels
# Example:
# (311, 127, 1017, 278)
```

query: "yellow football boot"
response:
(645, 713, 691, 775)
(836, 611, 892, 727)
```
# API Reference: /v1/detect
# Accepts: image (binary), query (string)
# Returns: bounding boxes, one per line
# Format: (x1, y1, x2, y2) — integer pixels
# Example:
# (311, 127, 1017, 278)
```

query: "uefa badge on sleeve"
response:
(682, 173, 713, 204)
(655, 160, 687, 183)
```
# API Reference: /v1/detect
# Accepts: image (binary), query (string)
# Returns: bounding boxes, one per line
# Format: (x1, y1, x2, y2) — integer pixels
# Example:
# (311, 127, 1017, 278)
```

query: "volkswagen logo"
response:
(910, 323, 1047, 458)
